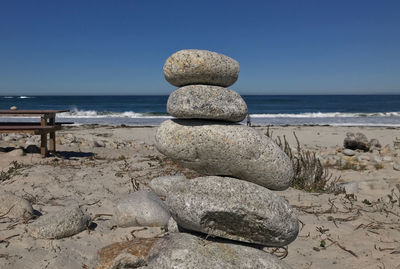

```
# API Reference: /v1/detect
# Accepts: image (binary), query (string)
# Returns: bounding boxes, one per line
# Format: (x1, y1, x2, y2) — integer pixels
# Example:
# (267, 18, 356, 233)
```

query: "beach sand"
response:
(1, 125, 399, 269)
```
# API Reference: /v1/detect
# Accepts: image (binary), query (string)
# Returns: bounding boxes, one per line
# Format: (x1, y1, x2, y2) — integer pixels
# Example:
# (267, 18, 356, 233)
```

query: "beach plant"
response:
(265, 127, 340, 193)
(0, 161, 30, 182)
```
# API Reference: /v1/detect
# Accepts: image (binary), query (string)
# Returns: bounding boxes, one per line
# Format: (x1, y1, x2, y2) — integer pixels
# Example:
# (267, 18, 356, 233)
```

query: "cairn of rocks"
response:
(148, 49, 299, 267)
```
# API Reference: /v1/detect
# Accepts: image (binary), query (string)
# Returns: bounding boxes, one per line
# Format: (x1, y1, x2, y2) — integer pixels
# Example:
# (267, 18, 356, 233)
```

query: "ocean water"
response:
(1, 95, 400, 126)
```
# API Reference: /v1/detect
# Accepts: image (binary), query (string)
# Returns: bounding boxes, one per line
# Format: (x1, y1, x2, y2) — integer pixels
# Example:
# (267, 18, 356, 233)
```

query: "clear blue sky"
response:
(1, 0, 399, 95)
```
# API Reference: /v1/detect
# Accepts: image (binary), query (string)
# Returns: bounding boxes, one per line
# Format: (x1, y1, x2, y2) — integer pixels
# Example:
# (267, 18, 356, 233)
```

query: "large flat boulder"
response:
(146, 233, 293, 268)
(167, 85, 248, 122)
(155, 120, 294, 190)
(165, 176, 299, 247)
(163, 49, 239, 87)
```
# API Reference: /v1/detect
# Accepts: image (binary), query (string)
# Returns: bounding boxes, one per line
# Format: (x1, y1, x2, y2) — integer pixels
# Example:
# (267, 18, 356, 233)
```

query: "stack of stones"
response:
(149, 49, 299, 268)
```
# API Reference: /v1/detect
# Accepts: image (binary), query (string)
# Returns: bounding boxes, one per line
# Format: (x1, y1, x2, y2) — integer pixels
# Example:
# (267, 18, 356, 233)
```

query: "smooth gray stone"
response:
(165, 176, 299, 247)
(0, 192, 34, 219)
(28, 206, 90, 239)
(148, 176, 186, 197)
(167, 85, 248, 122)
(163, 49, 240, 87)
(343, 148, 356, 156)
(393, 161, 400, 171)
(155, 120, 294, 190)
(113, 190, 171, 228)
(146, 233, 293, 269)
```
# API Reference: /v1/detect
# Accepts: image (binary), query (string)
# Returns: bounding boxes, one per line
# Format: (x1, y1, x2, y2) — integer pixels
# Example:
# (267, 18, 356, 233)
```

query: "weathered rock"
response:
(393, 161, 400, 171)
(165, 176, 299, 246)
(155, 120, 294, 190)
(146, 233, 293, 269)
(96, 238, 157, 269)
(337, 182, 359, 194)
(343, 149, 356, 156)
(0, 192, 34, 219)
(94, 140, 105, 147)
(25, 144, 40, 154)
(163, 49, 240, 87)
(28, 206, 90, 239)
(167, 85, 248, 122)
(368, 138, 381, 149)
(148, 176, 186, 197)
(344, 132, 369, 151)
(113, 190, 171, 228)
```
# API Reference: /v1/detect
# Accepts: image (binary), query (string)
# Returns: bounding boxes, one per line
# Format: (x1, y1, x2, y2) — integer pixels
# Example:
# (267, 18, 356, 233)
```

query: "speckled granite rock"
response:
(146, 233, 293, 269)
(28, 206, 90, 239)
(0, 192, 34, 219)
(164, 176, 299, 246)
(344, 132, 369, 151)
(148, 176, 186, 197)
(167, 85, 248, 122)
(155, 120, 294, 190)
(163, 49, 240, 87)
(113, 190, 171, 228)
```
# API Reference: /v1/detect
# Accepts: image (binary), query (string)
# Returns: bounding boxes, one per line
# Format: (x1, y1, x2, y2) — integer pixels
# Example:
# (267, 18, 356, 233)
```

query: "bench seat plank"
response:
(0, 125, 61, 135)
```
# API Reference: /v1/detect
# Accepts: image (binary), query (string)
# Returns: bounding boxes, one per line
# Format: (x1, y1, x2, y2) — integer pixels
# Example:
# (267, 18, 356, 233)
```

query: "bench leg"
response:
(50, 132, 56, 153)
(41, 134, 48, 157)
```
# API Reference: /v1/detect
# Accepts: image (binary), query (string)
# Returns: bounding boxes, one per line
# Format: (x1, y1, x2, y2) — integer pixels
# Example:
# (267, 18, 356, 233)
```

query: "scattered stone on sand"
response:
(146, 233, 293, 269)
(113, 190, 171, 228)
(165, 176, 299, 246)
(28, 206, 91, 239)
(95, 238, 157, 269)
(148, 175, 186, 197)
(155, 119, 294, 190)
(344, 132, 369, 151)
(167, 85, 248, 122)
(393, 161, 400, 171)
(0, 192, 34, 219)
(7, 148, 25, 157)
(368, 138, 381, 149)
(343, 148, 356, 156)
(163, 49, 240, 87)
(337, 181, 359, 194)
(25, 144, 40, 154)
(94, 140, 106, 147)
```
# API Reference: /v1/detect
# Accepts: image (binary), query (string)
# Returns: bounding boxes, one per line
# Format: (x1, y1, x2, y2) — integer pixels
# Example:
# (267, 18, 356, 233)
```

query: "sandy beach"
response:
(1, 124, 400, 269)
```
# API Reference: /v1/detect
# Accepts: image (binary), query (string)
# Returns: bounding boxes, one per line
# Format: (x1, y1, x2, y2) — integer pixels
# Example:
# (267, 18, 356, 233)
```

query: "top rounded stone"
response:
(163, 49, 240, 87)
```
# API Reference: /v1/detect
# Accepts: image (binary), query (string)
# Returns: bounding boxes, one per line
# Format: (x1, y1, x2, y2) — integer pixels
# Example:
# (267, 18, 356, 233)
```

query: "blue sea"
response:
(1, 95, 400, 126)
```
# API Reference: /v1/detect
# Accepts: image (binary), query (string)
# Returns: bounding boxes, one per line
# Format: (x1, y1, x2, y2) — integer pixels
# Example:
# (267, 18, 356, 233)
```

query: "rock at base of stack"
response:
(165, 176, 299, 246)
(146, 233, 293, 269)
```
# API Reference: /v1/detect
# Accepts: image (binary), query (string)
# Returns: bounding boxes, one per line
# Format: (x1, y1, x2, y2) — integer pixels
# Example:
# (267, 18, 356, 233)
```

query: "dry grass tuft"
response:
(265, 127, 341, 193)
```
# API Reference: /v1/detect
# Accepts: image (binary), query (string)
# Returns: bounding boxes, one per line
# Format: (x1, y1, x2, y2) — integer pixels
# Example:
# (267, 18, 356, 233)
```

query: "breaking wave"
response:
(250, 112, 400, 118)
(57, 109, 171, 118)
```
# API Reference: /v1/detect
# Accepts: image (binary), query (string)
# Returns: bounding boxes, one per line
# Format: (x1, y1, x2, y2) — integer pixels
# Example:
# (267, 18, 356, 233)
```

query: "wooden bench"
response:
(0, 110, 70, 156)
